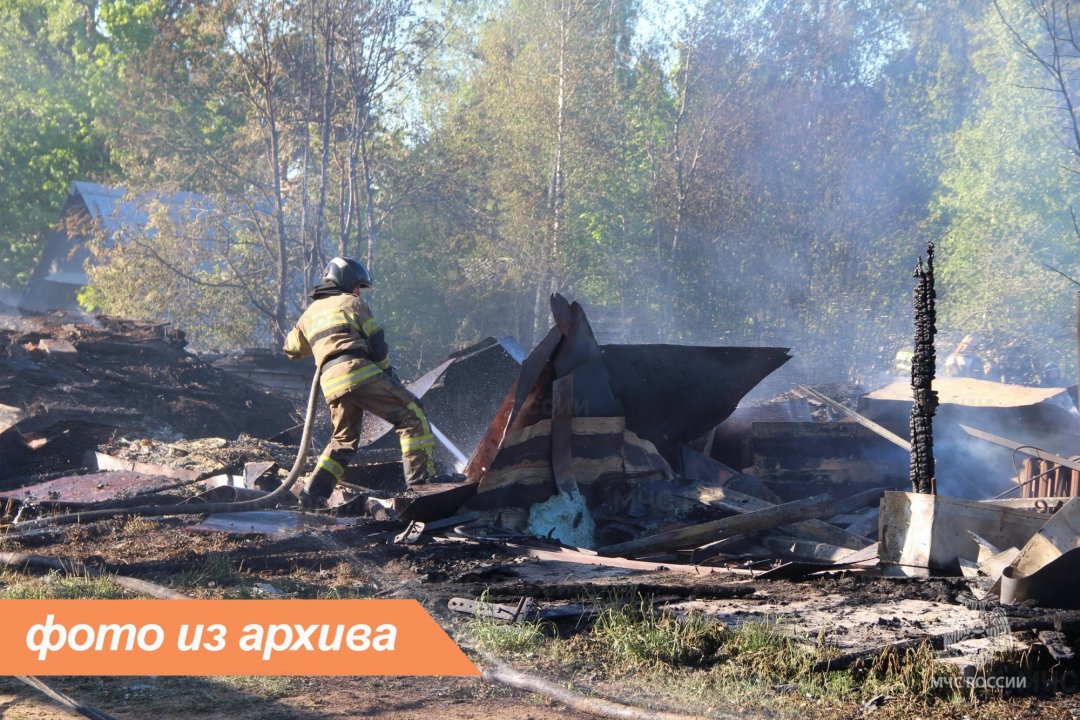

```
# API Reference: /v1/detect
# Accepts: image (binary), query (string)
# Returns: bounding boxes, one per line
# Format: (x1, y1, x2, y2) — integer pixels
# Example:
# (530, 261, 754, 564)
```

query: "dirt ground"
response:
(3, 516, 1080, 720)
(0, 519, 608, 720)
(0, 675, 598, 720)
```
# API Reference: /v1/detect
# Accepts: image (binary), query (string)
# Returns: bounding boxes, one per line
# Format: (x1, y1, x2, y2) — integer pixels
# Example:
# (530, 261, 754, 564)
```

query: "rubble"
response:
(9, 294, 1080, 707)
(0, 308, 298, 486)
(858, 377, 1077, 496)
(1000, 497, 1080, 607)
(878, 491, 1047, 573)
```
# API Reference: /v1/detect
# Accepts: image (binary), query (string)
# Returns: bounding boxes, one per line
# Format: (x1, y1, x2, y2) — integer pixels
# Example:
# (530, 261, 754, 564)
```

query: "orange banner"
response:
(0, 599, 479, 676)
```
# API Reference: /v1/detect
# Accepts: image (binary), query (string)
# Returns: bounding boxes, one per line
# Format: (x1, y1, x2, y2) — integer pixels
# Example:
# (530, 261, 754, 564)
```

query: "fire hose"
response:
(3, 361, 327, 538)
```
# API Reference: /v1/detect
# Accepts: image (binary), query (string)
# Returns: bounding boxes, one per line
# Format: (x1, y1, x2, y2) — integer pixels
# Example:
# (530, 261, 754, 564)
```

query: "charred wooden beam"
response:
(599, 488, 886, 558)
(796, 386, 909, 451)
(910, 242, 938, 494)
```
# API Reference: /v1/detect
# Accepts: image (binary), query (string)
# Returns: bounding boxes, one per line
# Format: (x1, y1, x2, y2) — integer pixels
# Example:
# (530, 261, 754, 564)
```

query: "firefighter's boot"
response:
(300, 462, 339, 511)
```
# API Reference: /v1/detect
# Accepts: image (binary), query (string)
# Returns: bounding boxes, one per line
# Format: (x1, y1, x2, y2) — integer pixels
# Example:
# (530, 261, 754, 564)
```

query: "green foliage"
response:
(13, 0, 1080, 381)
(0, 0, 166, 288)
(83, 199, 273, 349)
(0, 1, 107, 286)
(934, 0, 1080, 371)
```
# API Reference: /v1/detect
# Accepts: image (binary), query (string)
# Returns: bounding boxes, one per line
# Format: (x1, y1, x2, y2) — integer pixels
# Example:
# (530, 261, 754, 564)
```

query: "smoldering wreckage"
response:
(10, 280, 1080, 709)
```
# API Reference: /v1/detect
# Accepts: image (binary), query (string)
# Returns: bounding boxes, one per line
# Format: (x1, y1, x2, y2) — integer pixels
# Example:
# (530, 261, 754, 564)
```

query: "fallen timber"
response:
(694, 483, 872, 550)
(960, 424, 1080, 475)
(796, 385, 909, 451)
(599, 488, 886, 558)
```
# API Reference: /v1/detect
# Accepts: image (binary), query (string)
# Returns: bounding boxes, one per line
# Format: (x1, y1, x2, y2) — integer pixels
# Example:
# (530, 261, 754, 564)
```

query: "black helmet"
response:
(322, 256, 372, 292)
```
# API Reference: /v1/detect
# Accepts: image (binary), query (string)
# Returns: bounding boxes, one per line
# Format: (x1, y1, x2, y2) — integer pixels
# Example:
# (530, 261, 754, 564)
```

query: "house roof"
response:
(19, 181, 217, 310)
(71, 181, 124, 223)
(70, 181, 209, 237)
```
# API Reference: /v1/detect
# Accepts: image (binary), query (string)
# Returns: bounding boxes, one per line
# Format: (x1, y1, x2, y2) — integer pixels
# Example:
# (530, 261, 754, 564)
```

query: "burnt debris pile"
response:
(0, 305, 296, 486)
(6, 290, 1080, 621)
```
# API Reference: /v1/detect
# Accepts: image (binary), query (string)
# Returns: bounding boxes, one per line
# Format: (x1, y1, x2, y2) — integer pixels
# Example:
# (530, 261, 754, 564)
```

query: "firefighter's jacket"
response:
(283, 291, 391, 401)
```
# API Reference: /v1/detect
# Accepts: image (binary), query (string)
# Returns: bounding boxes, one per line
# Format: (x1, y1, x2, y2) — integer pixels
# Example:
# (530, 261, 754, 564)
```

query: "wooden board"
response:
(879, 491, 1047, 571)
(695, 484, 871, 550)
(600, 488, 884, 558)
(750, 421, 907, 500)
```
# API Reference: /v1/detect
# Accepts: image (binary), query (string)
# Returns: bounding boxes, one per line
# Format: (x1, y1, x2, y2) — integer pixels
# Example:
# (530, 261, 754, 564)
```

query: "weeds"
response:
(0, 570, 132, 599)
(463, 592, 552, 655)
(855, 641, 962, 701)
(119, 516, 157, 536)
(529, 597, 978, 716)
(173, 555, 238, 588)
(590, 598, 726, 667)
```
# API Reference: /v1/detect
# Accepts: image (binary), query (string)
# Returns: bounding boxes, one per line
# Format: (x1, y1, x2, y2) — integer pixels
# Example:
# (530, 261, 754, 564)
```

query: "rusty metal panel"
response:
(1018, 457, 1080, 500)
(507, 327, 563, 430)
(185, 510, 351, 537)
(464, 390, 514, 483)
(0, 471, 177, 506)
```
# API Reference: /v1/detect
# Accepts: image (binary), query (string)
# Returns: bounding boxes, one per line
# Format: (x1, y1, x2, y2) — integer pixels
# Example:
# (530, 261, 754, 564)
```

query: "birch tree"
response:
(87, 0, 430, 348)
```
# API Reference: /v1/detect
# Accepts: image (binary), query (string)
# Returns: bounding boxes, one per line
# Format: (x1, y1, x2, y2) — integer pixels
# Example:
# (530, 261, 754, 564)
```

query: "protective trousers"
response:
(305, 372, 437, 501)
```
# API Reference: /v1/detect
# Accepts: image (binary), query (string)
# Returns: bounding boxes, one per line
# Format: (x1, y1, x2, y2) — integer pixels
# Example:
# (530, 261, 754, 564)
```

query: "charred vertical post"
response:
(910, 242, 938, 494)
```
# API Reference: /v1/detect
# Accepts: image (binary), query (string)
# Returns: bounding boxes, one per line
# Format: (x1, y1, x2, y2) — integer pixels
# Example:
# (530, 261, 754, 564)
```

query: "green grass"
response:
(462, 593, 553, 656)
(590, 599, 727, 667)
(0, 570, 133, 599)
(466, 594, 987, 718)
(173, 554, 237, 585)
(467, 617, 550, 655)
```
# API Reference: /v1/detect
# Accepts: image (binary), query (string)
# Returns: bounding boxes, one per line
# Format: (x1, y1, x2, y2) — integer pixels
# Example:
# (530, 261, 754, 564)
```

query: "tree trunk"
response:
(360, 130, 378, 271)
(531, 273, 548, 345)
(267, 110, 289, 348)
(315, 4, 336, 259)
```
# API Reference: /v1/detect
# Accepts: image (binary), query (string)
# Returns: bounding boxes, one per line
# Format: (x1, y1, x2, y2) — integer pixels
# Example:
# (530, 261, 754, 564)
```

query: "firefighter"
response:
(1042, 362, 1063, 387)
(283, 256, 436, 509)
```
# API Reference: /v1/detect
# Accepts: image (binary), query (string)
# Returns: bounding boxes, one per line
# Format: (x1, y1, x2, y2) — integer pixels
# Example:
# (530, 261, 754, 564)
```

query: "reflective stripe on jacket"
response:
(283, 293, 391, 401)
